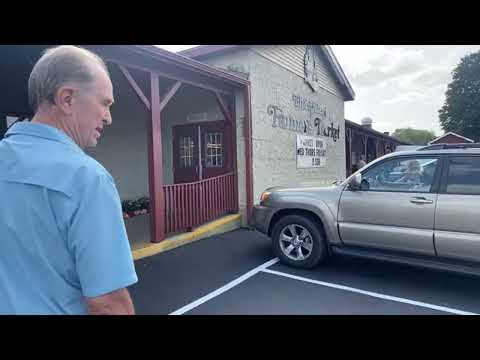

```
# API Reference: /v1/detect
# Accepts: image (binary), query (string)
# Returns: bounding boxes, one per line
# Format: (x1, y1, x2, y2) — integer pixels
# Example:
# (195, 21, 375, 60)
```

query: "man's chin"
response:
(86, 139, 98, 148)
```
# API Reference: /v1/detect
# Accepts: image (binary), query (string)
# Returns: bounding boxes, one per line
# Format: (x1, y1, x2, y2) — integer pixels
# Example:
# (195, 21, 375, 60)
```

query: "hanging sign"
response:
(297, 134, 326, 168)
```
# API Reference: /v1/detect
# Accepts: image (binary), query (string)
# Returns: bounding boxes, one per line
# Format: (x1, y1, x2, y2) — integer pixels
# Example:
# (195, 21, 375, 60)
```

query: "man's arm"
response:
(85, 288, 135, 315)
(68, 172, 138, 313)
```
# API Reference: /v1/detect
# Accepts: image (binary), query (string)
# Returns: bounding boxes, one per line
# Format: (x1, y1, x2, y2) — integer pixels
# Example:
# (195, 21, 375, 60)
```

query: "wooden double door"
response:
(173, 121, 232, 184)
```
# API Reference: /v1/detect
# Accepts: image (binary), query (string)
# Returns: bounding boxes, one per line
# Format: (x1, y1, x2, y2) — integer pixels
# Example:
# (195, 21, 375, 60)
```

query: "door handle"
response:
(410, 197, 433, 204)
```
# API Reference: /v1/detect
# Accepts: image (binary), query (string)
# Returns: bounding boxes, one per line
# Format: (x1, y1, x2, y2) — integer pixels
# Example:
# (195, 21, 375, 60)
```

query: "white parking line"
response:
(169, 258, 280, 315)
(261, 269, 478, 315)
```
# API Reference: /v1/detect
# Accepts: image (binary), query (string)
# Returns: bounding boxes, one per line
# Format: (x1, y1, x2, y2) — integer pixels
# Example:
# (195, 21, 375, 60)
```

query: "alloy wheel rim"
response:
(279, 224, 313, 261)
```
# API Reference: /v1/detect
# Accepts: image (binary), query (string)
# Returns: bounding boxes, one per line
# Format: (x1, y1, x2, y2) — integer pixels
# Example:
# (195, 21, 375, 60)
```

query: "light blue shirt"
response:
(0, 122, 138, 315)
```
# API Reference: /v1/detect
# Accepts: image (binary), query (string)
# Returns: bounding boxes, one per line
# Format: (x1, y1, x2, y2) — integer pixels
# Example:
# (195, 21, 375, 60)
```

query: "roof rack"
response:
(418, 143, 480, 151)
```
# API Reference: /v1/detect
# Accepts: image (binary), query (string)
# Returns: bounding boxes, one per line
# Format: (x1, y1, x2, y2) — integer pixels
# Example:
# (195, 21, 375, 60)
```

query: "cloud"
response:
(334, 46, 427, 90)
(331, 45, 388, 78)
(373, 47, 425, 76)
(380, 91, 427, 105)
(334, 45, 480, 136)
(396, 67, 452, 90)
(349, 69, 386, 88)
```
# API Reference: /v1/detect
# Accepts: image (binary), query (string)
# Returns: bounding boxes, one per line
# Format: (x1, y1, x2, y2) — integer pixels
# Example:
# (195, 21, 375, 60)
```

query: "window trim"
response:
(351, 154, 444, 194)
(439, 154, 480, 196)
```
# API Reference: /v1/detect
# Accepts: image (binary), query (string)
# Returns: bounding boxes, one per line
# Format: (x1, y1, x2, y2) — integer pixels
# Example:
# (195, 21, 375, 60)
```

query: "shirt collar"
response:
(5, 122, 84, 153)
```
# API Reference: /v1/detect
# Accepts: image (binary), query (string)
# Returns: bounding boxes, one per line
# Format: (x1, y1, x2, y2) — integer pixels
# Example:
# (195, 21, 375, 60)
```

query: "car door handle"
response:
(410, 197, 433, 204)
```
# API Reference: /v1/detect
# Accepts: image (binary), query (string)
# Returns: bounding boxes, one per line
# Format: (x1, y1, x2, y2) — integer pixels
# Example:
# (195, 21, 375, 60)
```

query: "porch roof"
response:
(345, 119, 410, 145)
(0, 45, 250, 118)
(120, 45, 250, 88)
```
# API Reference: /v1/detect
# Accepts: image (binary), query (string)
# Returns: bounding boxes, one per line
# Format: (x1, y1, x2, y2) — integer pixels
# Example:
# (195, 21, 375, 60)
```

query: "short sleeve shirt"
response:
(0, 122, 138, 315)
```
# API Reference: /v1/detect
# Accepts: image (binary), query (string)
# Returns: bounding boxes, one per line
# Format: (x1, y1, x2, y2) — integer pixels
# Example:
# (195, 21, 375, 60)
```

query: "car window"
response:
(446, 156, 480, 195)
(361, 157, 439, 193)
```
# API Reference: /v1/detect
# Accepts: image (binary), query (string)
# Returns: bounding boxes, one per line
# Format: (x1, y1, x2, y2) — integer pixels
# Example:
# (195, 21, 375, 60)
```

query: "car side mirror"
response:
(348, 173, 362, 191)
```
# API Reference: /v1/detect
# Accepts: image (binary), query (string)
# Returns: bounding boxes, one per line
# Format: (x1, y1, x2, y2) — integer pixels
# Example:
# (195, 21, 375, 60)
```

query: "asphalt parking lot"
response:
(130, 228, 480, 315)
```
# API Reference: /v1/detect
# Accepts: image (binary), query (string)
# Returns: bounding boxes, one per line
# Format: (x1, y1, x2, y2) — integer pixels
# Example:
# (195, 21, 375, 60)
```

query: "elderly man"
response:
(0, 46, 138, 315)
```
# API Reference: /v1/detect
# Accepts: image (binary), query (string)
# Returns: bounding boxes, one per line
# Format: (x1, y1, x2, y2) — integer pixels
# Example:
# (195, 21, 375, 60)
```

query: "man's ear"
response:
(54, 86, 76, 115)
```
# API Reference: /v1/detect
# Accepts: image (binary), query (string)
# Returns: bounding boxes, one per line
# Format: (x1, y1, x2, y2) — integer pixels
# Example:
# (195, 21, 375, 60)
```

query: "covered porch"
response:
(0, 45, 253, 247)
(345, 120, 401, 175)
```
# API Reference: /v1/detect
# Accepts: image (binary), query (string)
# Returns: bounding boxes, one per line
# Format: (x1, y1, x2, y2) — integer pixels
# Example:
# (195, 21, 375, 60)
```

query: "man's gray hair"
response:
(28, 45, 109, 112)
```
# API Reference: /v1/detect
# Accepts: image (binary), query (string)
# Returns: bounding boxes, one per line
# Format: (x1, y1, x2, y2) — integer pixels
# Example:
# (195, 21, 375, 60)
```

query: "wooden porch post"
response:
(244, 85, 253, 224)
(346, 128, 352, 174)
(214, 91, 239, 212)
(363, 135, 368, 160)
(148, 72, 166, 243)
(231, 95, 239, 213)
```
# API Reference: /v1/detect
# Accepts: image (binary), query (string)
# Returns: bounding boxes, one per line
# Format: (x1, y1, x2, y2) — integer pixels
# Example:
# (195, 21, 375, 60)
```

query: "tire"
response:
(271, 214, 327, 269)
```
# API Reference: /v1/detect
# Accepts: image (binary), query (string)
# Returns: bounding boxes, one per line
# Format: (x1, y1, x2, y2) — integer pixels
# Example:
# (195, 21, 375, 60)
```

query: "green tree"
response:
(392, 128, 436, 145)
(439, 50, 480, 141)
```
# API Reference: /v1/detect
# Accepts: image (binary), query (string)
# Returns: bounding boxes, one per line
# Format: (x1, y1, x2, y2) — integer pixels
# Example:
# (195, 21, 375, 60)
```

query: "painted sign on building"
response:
(267, 102, 341, 142)
(297, 134, 326, 168)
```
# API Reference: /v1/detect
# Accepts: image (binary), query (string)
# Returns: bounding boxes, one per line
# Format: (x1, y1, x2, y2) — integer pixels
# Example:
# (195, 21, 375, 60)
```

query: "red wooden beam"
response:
(105, 57, 232, 96)
(244, 85, 254, 224)
(117, 64, 151, 111)
(159, 81, 182, 113)
(215, 92, 233, 123)
(147, 72, 165, 243)
(228, 96, 239, 213)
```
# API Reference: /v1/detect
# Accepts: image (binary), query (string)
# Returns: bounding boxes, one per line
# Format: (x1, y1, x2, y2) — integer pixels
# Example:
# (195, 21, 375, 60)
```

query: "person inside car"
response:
(396, 159, 423, 185)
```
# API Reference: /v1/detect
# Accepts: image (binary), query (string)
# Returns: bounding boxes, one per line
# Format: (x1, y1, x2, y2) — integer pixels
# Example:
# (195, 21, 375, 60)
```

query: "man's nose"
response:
(104, 110, 112, 125)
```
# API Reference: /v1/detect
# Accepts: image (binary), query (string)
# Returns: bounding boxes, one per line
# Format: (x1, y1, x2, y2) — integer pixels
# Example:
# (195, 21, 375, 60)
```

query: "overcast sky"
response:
(157, 45, 480, 136)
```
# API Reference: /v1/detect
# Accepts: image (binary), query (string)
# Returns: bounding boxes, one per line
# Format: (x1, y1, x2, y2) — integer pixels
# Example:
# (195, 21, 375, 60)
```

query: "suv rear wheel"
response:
(271, 214, 327, 268)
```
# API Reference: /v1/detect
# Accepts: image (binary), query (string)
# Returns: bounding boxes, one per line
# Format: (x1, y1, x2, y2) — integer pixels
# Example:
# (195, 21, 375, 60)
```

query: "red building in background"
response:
(428, 132, 475, 145)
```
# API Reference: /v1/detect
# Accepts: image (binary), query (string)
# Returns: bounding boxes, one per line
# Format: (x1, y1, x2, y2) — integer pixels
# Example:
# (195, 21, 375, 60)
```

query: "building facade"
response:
(181, 45, 355, 203)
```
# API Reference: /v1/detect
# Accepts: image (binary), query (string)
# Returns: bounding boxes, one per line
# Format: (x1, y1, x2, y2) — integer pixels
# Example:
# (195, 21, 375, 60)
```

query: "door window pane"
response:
(180, 136, 195, 168)
(446, 157, 480, 195)
(361, 157, 438, 192)
(205, 133, 223, 168)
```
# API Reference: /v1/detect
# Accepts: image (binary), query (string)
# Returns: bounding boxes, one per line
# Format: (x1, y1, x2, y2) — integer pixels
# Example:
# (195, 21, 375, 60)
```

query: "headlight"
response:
(260, 191, 271, 203)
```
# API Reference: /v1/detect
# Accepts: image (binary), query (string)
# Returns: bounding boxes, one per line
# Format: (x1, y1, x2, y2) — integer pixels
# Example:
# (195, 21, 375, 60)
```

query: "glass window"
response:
(446, 157, 480, 195)
(361, 157, 438, 193)
(180, 136, 195, 168)
(6, 116, 19, 128)
(205, 133, 223, 168)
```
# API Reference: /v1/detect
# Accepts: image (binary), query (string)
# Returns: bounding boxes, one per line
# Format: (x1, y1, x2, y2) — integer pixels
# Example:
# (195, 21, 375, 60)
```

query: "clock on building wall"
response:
(304, 45, 319, 92)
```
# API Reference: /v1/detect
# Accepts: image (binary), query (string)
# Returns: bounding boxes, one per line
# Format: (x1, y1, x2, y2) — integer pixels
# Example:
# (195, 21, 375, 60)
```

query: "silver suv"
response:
(253, 144, 480, 276)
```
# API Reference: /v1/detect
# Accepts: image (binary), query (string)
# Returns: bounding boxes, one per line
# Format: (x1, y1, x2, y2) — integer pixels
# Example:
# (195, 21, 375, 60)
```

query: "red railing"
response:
(163, 172, 237, 234)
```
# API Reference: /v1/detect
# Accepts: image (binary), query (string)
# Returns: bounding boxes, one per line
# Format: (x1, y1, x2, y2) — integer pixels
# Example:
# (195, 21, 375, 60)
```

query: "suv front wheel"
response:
(271, 214, 327, 269)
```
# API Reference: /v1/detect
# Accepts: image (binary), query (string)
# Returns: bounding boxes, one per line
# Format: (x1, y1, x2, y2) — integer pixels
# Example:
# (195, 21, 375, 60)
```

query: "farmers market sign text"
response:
(266, 94, 340, 142)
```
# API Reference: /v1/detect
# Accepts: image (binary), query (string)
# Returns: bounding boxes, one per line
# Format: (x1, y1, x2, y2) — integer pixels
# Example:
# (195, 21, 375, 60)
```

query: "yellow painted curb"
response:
(132, 214, 241, 261)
